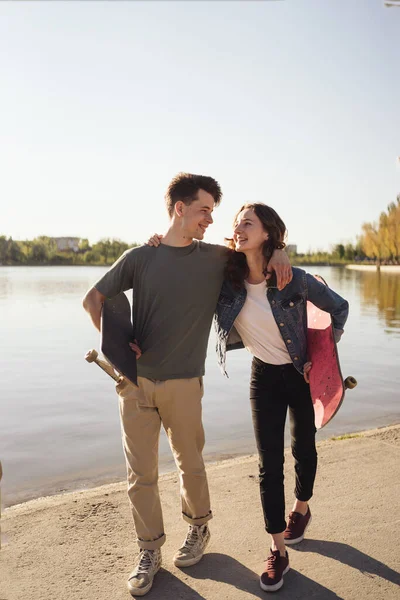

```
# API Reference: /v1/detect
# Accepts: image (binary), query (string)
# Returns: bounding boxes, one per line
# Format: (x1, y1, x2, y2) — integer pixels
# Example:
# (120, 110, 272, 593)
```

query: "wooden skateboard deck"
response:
(85, 293, 137, 387)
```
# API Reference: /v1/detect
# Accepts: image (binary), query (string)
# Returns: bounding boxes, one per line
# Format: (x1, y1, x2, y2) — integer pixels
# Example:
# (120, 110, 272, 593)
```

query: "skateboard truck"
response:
(85, 349, 123, 383)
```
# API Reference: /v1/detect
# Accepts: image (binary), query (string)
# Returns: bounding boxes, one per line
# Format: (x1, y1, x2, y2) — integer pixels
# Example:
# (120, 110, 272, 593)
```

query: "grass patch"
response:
(331, 433, 362, 441)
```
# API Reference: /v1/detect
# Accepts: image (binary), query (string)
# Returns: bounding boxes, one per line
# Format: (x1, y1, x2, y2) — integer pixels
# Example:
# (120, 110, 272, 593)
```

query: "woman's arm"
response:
(306, 274, 349, 341)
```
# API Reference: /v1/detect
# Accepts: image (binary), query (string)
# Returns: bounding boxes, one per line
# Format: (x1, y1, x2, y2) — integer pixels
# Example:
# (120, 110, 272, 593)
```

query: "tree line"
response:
(291, 195, 400, 266)
(0, 237, 138, 266)
(1, 196, 399, 266)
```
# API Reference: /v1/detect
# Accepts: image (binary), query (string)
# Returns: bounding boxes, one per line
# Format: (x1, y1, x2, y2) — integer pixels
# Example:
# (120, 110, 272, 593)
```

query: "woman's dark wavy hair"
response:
(225, 203, 287, 289)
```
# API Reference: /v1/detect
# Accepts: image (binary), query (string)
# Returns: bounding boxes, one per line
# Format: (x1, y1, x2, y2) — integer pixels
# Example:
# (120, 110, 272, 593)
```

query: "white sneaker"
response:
(127, 548, 162, 597)
(173, 524, 211, 567)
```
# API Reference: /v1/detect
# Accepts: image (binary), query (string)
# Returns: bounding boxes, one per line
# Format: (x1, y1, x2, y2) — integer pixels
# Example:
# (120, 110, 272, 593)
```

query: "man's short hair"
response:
(165, 173, 222, 217)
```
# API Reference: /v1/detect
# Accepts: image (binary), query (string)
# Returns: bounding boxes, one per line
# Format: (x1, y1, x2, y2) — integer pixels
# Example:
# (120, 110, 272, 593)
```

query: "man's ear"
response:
(174, 201, 185, 217)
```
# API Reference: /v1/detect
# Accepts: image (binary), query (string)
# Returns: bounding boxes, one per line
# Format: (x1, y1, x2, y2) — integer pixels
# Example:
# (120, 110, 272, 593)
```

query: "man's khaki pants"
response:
(117, 376, 212, 550)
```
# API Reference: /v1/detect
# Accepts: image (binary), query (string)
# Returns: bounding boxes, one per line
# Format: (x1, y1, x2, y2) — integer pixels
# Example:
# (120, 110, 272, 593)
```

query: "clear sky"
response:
(1, 0, 399, 253)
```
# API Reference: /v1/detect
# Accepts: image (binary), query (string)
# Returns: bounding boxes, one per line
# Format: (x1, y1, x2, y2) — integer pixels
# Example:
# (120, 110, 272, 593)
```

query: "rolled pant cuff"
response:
(182, 510, 213, 526)
(137, 533, 166, 550)
(295, 493, 313, 502)
(266, 526, 286, 535)
(266, 521, 287, 535)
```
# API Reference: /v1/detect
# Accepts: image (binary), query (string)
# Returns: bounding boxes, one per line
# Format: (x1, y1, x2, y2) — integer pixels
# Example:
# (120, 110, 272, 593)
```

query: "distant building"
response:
(53, 237, 80, 252)
(286, 244, 297, 255)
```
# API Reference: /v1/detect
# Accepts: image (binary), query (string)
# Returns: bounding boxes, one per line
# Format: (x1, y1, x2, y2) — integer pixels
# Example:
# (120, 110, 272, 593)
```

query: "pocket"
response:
(115, 377, 129, 394)
(281, 294, 304, 311)
(115, 377, 140, 401)
(251, 359, 265, 377)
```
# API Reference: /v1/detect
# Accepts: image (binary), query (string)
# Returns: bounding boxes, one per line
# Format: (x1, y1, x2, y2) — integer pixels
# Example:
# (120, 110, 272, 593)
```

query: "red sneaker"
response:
(284, 507, 312, 545)
(260, 549, 290, 592)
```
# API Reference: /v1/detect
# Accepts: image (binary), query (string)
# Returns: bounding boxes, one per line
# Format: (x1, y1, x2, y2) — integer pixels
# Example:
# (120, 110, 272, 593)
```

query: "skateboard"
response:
(307, 276, 357, 429)
(85, 292, 138, 387)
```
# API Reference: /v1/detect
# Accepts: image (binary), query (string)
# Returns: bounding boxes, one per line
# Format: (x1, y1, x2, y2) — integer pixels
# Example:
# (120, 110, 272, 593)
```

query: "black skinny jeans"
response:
(250, 357, 317, 534)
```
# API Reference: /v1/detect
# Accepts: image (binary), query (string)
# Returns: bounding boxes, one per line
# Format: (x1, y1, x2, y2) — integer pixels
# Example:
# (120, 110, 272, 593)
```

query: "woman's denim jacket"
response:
(213, 267, 349, 377)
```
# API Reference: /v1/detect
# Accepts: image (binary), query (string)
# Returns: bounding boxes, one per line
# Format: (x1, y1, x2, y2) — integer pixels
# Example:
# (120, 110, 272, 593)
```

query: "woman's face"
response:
(233, 208, 269, 253)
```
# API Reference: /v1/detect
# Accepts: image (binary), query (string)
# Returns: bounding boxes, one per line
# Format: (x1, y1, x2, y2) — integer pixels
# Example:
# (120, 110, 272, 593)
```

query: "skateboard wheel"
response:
(344, 376, 357, 390)
(85, 349, 98, 363)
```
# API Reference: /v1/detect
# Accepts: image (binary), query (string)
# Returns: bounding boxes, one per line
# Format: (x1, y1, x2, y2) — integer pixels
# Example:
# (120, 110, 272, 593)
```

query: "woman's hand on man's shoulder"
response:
(145, 234, 163, 247)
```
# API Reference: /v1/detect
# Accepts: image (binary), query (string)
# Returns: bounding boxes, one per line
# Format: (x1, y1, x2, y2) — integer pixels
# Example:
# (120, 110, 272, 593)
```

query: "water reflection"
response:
(0, 266, 106, 299)
(358, 271, 400, 333)
(0, 277, 11, 299)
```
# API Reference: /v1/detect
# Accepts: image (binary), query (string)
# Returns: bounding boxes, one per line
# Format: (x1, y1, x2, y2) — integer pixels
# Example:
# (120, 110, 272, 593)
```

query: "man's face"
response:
(179, 189, 215, 240)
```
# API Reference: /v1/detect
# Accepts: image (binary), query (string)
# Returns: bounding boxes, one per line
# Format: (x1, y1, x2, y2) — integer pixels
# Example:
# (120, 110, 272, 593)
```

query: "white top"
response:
(234, 281, 291, 365)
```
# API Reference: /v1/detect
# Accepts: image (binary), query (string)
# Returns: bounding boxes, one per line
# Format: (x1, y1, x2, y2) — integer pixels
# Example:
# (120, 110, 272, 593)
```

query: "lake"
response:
(1, 265, 399, 506)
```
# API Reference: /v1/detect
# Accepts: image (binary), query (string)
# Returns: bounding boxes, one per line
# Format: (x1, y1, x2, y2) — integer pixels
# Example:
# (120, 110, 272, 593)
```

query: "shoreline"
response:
(3, 422, 399, 513)
(345, 264, 400, 272)
(3, 262, 400, 270)
(2, 423, 399, 600)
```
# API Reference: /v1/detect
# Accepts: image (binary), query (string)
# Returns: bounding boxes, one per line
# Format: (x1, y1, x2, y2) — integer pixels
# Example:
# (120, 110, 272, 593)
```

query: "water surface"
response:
(1, 265, 399, 506)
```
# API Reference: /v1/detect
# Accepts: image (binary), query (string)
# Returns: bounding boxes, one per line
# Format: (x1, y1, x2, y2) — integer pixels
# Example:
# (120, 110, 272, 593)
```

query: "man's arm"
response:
(83, 247, 136, 331)
(82, 287, 142, 358)
(82, 287, 106, 332)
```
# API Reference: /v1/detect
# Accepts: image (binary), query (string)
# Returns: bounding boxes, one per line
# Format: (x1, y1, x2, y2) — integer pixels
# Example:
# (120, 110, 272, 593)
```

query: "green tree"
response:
(344, 243, 355, 261)
(0, 236, 9, 263)
(0, 236, 25, 264)
(332, 244, 345, 259)
(84, 250, 102, 264)
(30, 239, 49, 263)
(109, 239, 129, 262)
(92, 239, 112, 263)
(79, 238, 90, 252)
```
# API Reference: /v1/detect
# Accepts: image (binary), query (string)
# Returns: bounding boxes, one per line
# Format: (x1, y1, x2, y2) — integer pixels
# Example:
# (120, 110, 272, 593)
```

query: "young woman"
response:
(214, 203, 349, 593)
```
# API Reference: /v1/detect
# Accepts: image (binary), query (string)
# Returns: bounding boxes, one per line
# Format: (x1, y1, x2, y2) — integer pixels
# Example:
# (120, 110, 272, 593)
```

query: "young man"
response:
(82, 173, 291, 597)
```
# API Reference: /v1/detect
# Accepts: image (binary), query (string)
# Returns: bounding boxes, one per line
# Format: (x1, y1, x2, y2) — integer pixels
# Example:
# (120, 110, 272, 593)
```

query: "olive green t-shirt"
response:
(94, 241, 228, 381)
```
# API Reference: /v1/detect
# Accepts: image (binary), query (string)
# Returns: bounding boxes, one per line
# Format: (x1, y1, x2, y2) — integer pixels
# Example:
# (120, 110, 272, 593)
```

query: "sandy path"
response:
(1, 425, 399, 600)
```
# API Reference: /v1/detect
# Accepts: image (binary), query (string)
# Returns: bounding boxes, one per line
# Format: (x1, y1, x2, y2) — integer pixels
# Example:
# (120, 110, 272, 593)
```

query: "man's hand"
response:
(267, 249, 292, 290)
(146, 234, 163, 247)
(129, 339, 142, 359)
(303, 361, 312, 383)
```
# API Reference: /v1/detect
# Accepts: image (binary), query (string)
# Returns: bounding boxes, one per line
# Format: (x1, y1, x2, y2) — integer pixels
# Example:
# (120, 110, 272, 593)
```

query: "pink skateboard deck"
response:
(307, 276, 356, 429)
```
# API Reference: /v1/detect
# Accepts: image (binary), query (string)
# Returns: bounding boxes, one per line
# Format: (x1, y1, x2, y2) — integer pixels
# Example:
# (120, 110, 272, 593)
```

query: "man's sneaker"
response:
(173, 524, 211, 567)
(284, 506, 312, 545)
(260, 549, 290, 592)
(127, 548, 162, 597)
